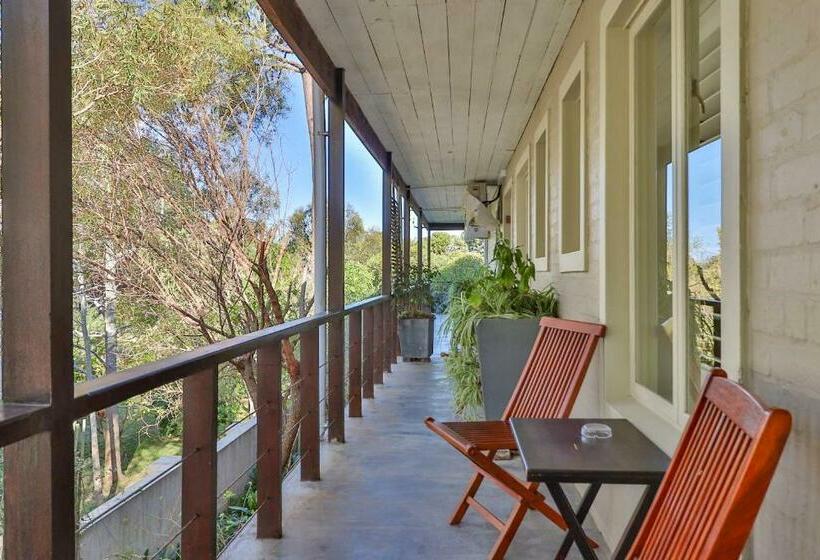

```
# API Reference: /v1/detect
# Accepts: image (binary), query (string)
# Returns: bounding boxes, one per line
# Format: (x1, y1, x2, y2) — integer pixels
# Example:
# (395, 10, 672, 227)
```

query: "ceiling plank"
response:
(292, 0, 580, 227)
(358, 1, 411, 94)
(418, 1, 453, 180)
(391, 3, 445, 182)
(488, 0, 580, 174)
(464, 0, 505, 183)
(474, 0, 536, 180)
(489, 0, 563, 168)
(325, 0, 391, 94)
(447, 0, 475, 185)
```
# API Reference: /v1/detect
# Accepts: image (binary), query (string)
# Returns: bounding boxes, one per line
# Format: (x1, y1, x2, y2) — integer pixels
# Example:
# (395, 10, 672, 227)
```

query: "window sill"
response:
(605, 396, 682, 457)
(559, 250, 586, 272)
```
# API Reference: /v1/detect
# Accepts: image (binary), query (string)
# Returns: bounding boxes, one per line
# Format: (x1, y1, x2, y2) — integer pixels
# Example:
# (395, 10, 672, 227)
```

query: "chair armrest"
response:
(424, 417, 477, 456)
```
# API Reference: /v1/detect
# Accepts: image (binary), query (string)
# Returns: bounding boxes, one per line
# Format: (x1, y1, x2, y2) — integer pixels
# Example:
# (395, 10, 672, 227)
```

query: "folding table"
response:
(510, 418, 669, 560)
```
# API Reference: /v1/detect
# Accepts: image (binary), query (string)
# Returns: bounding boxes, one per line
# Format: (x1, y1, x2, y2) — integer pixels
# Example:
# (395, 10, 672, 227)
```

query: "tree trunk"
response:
(102, 416, 114, 495)
(77, 265, 104, 499)
(104, 242, 124, 492)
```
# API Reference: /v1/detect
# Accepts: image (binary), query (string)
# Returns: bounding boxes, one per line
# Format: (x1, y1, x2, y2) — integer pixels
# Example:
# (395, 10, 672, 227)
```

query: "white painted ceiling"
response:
(296, 0, 581, 225)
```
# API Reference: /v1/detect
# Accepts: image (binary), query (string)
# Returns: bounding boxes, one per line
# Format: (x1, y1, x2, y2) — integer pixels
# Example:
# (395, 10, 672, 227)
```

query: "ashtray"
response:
(581, 423, 612, 440)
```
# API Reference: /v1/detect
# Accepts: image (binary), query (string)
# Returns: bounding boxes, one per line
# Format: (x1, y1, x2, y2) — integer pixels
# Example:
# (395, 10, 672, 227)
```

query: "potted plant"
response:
(395, 266, 436, 361)
(444, 237, 558, 419)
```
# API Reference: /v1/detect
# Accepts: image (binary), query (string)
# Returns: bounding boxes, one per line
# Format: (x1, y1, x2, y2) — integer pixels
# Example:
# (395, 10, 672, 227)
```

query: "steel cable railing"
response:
(56, 296, 398, 558)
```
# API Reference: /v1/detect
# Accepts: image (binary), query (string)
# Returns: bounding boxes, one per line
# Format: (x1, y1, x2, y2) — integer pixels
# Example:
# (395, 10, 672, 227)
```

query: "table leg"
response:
(555, 482, 601, 560)
(546, 482, 598, 560)
(612, 482, 659, 560)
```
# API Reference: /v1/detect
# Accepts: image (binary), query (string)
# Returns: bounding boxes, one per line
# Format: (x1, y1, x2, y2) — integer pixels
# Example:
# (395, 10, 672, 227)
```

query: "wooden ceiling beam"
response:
(428, 222, 465, 231)
(257, 0, 395, 175)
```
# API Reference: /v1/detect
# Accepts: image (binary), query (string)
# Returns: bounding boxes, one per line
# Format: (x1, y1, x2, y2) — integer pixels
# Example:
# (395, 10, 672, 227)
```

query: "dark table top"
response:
(510, 418, 669, 484)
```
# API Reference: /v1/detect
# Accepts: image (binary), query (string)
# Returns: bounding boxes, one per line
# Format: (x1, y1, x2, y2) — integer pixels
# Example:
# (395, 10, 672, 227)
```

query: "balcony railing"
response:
(691, 297, 722, 368)
(0, 294, 397, 558)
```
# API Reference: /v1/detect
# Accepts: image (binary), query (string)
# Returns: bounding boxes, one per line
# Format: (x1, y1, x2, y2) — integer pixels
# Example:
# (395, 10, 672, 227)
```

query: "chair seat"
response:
(441, 420, 517, 451)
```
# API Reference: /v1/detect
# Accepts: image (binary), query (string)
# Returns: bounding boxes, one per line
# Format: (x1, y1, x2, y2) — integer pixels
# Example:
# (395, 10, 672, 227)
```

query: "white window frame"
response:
(512, 155, 530, 254)
(627, 0, 679, 424)
(558, 43, 587, 273)
(599, 0, 742, 450)
(501, 184, 513, 241)
(531, 112, 550, 271)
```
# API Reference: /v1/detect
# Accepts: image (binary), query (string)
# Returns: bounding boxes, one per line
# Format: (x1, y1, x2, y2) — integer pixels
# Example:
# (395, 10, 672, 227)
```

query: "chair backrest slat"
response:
(501, 317, 605, 421)
(629, 369, 791, 560)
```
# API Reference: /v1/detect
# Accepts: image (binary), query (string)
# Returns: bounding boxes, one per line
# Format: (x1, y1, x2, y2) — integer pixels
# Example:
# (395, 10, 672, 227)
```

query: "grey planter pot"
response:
(475, 317, 540, 420)
(398, 317, 435, 360)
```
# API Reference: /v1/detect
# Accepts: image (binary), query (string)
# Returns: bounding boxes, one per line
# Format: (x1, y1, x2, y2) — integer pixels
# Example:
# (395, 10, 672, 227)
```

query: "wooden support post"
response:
(382, 156, 393, 296)
(417, 216, 423, 270)
(300, 328, 320, 480)
(182, 366, 218, 559)
(257, 341, 282, 538)
(1, 2, 76, 556)
(327, 68, 346, 443)
(362, 307, 375, 399)
(374, 304, 384, 385)
(403, 194, 411, 274)
(348, 311, 363, 417)
(427, 227, 432, 271)
(382, 157, 393, 374)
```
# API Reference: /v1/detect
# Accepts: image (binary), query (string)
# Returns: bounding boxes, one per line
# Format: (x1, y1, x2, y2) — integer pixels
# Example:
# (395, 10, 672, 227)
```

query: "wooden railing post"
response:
(348, 311, 363, 417)
(362, 307, 375, 399)
(383, 301, 392, 374)
(374, 303, 384, 385)
(257, 341, 282, 538)
(391, 301, 399, 364)
(394, 305, 401, 361)
(182, 366, 218, 559)
(300, 328, 320, 480)
(327, 316, 345, 442)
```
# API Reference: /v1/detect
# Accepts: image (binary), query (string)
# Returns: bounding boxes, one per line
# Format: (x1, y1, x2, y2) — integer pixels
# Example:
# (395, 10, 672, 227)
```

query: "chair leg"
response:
(450, 471, 485, 525)
(487, 499, 529, 560)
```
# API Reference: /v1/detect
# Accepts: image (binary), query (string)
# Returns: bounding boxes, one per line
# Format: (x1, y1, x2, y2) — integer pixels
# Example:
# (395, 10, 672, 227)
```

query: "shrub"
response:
(443, 236, 558, 416)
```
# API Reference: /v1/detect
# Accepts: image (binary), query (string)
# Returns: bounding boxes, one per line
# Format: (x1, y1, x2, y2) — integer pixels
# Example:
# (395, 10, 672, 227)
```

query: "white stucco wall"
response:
(501, 1, 642, 548)
(744, 1, 820, 557)
(502, 0, 820, 555)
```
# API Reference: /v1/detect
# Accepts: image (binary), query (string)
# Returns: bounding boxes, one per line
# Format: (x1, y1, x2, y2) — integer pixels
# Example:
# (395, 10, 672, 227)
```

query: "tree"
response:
(69, 0, 308, 482)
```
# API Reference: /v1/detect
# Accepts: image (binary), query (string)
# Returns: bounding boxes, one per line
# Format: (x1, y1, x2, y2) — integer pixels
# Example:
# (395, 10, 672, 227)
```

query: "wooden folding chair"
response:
(627, 369, 791, 559)
(426, 317, 606, 560)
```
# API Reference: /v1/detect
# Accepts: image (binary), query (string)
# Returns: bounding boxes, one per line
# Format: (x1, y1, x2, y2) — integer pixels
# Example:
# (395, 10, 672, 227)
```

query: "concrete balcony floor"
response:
(223, 334, 609, 559)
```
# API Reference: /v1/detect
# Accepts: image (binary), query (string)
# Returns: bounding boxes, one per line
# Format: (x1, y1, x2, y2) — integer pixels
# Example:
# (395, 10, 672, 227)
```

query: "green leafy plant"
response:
(443, 236, 558, 416)
(394, 265, 436, 319)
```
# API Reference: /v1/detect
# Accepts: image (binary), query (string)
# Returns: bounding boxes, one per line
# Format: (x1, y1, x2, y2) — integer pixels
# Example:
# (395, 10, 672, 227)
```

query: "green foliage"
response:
(345, 261, 379, 304)
(344, 205, 384, 304)
(430, 254, 486, 312)
(394, 266, 436, 319)
(217, 473, 259, 551)
(443, 236, 558, 415)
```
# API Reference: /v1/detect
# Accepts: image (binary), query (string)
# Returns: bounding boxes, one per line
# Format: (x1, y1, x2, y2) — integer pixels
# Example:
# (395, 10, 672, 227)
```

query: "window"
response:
(532, 115, 549, 270)
(514, 157, 530, 254)
(686, 0, 722, 412)
(502, 187, 512, 240)
(559, 44, 586, 272)
(629, 0, 723, 422)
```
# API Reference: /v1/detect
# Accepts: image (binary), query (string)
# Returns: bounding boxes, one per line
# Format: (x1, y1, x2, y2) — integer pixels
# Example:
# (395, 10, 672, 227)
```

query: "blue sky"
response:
(273, 72, 384, 230)
(688, 139, 722, 261)
(665, 139, 722, 263)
